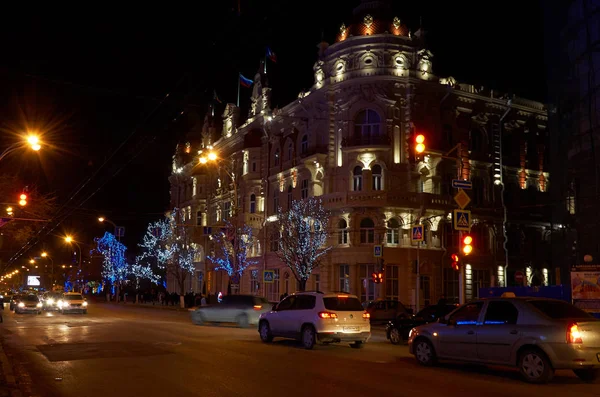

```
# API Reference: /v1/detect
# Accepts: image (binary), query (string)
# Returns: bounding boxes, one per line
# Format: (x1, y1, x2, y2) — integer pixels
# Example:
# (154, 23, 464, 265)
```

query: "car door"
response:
(437, 301, 484, 360)
(476, 300, 521, 364)
(290, 295, 317, 335)
(270, 296, 296, 335)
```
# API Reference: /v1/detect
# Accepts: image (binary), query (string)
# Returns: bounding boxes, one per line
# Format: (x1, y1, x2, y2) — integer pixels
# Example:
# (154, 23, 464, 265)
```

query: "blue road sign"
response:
(411, 225, 424, 242)
(374, 245, 382, 258)
(263, 270, 275, 284)
(453, 209, 472, 231)
(115, 226, 125, 237)
(452, 179, 472, 189)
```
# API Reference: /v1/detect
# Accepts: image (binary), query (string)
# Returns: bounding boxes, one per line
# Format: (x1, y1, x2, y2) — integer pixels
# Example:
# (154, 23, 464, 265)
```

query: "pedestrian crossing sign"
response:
(453, 209, 472, 231)
(263, 270, 275, 284)
(411, 224, 424, 242)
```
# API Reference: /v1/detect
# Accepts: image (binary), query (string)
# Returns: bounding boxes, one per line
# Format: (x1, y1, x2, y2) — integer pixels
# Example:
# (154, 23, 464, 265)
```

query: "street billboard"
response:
(571, 264, 600, 314)
(27, 275, 41, 286)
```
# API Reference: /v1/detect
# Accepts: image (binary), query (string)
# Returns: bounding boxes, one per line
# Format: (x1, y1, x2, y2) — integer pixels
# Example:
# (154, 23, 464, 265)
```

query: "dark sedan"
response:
(386, 304, 457, 344)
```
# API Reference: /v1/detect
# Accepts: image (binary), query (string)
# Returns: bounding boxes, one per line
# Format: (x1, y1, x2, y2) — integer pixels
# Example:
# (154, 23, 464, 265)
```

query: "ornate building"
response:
(169, 0, 551, 306)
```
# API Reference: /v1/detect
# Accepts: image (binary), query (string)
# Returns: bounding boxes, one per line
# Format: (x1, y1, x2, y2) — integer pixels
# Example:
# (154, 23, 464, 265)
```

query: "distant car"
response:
(58, 293, 88, 314)
(364, 299, 411, 323)
(408, 297, 600, 384)
(258, 292, 371, 349)
(42, 292, 62, 311)
(191, 295, 270, 328)
(14, 294, 42, 314)
(386, 304, 457, 344)
(9, 295, 24, 311)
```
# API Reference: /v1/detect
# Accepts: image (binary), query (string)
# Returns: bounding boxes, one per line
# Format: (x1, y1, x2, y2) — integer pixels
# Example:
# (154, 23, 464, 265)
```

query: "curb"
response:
(0, 338, 22, 397)
(99, 302, 191, 312)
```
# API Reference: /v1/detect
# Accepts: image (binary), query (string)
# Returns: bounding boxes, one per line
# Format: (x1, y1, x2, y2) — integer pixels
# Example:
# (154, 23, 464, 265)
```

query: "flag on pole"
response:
(239, 73, 253, 88)
(266, 46, 277, 63)
(213, 89, 222, 104)
(0, 218, 12, 228)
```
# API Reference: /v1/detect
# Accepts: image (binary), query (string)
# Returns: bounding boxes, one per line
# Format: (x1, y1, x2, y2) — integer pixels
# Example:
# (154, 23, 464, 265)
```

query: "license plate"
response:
(344, 326, 359, 332)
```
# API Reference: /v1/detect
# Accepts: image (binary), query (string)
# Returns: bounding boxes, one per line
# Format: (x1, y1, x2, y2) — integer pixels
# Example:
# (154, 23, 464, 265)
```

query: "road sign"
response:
(411, 225, 424, 242)
(452, 179, 472, 190)
(115, 226, 125, 237)
(515, 271, 524, 284)
(373, 245, 382, 258)
(263, 270, 275, 284)
(453, 209, 472, 231)
(454, 189, 471, 209)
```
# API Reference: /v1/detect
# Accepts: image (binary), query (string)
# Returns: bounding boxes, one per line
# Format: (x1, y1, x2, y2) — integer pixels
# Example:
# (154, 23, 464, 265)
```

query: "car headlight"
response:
(18, 302, 24, 308)
(57, 301, 63, 307)
(82, 301, 88, 306)
(37, 302, 42, 308)
(47, 298, 54, 305)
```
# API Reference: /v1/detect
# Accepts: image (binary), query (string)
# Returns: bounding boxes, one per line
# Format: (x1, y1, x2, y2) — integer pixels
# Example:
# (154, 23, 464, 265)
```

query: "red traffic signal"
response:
(371, 272, 384, 284)
(462, 235, 473, 255)
(18, 193, 27, 207)
(450, 253, 460, 271)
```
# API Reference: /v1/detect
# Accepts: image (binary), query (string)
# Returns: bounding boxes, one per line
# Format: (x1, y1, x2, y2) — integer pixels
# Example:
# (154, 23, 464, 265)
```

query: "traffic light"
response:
(371, 272, 384, 284)
(18, 193, 27, 207)
(462, 235, 473, 255)
(451, 253, 460, 271)
(414, 133, 426, 161)
(371, 272, 378, 284)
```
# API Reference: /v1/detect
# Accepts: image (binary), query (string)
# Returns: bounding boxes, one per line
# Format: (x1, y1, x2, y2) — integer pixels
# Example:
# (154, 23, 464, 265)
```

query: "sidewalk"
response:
(0, 337, 22, 397)
(98, 300, 192, 312)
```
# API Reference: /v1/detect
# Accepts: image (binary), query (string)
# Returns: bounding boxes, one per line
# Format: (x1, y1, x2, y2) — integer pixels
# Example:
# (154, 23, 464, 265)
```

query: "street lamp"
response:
(0, 134, 42, 162)
(64, 235, 83, 292)
(41, 252, 55, 289)
(98, 216, 121, 241)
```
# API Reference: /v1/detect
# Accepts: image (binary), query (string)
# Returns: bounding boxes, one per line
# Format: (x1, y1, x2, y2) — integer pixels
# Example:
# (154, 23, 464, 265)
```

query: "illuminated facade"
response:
(169, 0, 552, 305)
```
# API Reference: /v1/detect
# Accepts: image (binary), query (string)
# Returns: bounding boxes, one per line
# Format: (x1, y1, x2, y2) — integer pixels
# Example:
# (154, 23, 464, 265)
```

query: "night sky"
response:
(0, 0, 545, 264)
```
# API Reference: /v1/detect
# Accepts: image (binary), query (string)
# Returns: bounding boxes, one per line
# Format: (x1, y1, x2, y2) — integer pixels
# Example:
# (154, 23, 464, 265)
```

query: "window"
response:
(323, 297, 364, 311)
(287, 142, 294, 161)
(250, 270, 259, 295)
(471, 269, 490, 298)
(339, 264, 350, 292)
(567, 181, 576, 215)
(483, 301, 519, 325)
(252, 161, 257, 172)
(372, 164, 382, 190)
(314, 274, 320, 291)
(385, 265, 399, 300)
(360, 218, 375, 244)
(529, 300, 594, 319)
(301, 135, 308, 154)
(420, 275, 431, 306)
(273, 190, 279, 213)
(353, 166, 363, 191)
(338, 219, 349, 244)
(223, 201, 231, 221)
(270, 229, 280, 252)
(386, 218, 400, 244)
(443, 268, 459, 304)
(295, 295, 316, 310)
(249, 194, 256, 213)
(267, 269, 280, 302)
(196, 211, 202, 226)
(287, 185, 293, 209)
(449, 301, 484, 325)
(354, 109, 381, 139)
(359, 264, 376, 302)
(301, 179, 309, 199)
(274, 148, 280, 166)
(277, 295, 296, 310)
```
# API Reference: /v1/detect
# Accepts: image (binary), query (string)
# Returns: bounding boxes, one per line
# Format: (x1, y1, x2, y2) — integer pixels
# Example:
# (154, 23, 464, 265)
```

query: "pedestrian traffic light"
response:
(371, 272, 384, 284)
(450, 253, 460, 271)
(18, 193, 27, 207)
(462, 235, 473, 255)
(371, 272, 378, 284)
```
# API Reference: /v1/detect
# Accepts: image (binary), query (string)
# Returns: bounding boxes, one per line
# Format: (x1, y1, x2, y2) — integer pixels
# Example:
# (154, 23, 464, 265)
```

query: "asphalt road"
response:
(0, 303, 598, 397)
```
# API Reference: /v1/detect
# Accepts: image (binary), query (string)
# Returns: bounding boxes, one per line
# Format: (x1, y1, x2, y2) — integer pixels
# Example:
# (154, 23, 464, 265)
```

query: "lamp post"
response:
(41, 252, 55, 290)
(0, 134, 42, 162)
(65, 235, 83, 292)
(98, 217, 121, 241)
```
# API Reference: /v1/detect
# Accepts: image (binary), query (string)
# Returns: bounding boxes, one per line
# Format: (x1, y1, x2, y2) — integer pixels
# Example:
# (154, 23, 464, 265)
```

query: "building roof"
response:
(337, 0, 409, 42)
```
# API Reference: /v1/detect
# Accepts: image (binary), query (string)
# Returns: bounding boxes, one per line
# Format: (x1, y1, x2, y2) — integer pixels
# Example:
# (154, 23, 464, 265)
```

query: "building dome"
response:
(337, 0, 409, 42)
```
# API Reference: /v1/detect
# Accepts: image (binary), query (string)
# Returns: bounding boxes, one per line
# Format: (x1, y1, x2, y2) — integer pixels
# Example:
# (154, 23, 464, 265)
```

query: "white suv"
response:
(258, 292, 371, 349)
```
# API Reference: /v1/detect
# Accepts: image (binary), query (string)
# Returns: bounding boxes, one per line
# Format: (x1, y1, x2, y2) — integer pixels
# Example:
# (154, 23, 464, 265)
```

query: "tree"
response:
(135, 219, 174, 284)
(93, 232, 129, 302)
(129, 262, 160, 303)
(207, 221, 257, 293)
(275, 197, 331, 291)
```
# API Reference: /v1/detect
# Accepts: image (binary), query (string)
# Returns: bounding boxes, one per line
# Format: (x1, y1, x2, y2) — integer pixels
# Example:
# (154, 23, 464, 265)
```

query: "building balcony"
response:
(342, 135, 391, 148)
(322, 191, 453, 211)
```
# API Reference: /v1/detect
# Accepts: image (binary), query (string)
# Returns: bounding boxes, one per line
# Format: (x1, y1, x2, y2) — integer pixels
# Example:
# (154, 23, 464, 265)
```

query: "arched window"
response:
(287, 142, 294, 161)
(274, 148, 280, 166)
(273, 189, 279, 212)
(353, 166, 363, 191)
(287, 185, 293, 209)
(360, 218, 375, 244)
(250, 194, 256, 214)
(301, 135, 308, 155)
(372, 164, 382, 191)
(354, 109, 381, 144)
(387, 218, 400, 244)
(338, 219, 349, 245)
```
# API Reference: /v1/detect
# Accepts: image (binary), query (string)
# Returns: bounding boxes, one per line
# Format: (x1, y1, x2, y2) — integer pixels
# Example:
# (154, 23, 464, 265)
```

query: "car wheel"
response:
(236, 314, 249, 328)
(573, 368, 600, 383)
(414, 338, 437, 366)
(350, 341, 364, 349)
(301, 325, 316, 350)
(259, 321, 273, 343)
(389, 328, 402, 345)
(519, 348, 554, 384)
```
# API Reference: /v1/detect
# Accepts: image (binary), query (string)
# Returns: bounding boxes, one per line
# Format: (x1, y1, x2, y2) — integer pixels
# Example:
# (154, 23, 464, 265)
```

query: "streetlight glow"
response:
(29, 259, 35, 264)
(98, 217, 105, 223)
(207, 152, 217, 161)
(41, 252, 48, 257)
(65, 235, 73, 243)
(199, 156, 207, 164)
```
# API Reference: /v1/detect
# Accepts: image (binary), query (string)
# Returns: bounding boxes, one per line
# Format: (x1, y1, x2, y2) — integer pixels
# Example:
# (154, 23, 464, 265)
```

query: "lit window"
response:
(372, 164, 382, 190)
(338, 219, 349, 245)
(387, 218, 400, 244)
(353, 166, 363, 191)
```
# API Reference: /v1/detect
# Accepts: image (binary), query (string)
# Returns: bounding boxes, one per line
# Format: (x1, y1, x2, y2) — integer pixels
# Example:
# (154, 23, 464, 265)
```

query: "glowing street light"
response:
(207, 151, 217, 161)
(64, 235, 73, 243)
(27, 135, 41, 151)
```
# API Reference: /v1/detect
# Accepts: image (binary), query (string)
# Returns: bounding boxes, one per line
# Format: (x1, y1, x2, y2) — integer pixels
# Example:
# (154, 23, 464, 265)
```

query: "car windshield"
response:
(24, 295, 39, 302)
(323, 296, 364, 311)
(529, 300, 596, 320)
(64, 295, 83, 301)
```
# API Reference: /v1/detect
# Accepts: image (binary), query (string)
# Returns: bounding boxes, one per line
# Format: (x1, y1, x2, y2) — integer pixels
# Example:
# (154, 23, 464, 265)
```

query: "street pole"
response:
(416, 241, 420, 313)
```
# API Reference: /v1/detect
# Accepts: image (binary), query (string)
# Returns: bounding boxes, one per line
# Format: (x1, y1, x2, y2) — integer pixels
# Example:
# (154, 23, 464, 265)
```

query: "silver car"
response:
(408, 296, 600, 383)
(191, 295, 270, 328)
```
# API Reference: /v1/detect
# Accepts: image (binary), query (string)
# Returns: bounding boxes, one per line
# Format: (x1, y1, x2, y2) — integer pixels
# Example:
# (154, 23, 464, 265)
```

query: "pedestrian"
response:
(201, 295, 207, 306)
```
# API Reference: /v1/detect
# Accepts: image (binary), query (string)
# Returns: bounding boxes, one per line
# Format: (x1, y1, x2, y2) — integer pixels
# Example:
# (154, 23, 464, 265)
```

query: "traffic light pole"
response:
(416, 241, 420, 313)
(458, 231, 466, 304)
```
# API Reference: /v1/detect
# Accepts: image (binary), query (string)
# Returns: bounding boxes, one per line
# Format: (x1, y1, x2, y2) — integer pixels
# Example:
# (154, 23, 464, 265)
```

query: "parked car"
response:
(58, 293, 88, 314)
(364, 299, 411, 323)
(191, 295, 270, 328)
(258, 292, 371, 349)
(14, 294, 42, 314)
(386, 304, 457, 344)
(408, 295, 600, 383)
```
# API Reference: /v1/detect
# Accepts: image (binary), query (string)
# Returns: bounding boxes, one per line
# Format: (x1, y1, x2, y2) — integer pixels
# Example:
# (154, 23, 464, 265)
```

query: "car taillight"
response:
(567, 322, 583, 344)
(253, 305, 262, 311)
(319, 311, 338, 319)
(363, 312, 370, 319)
